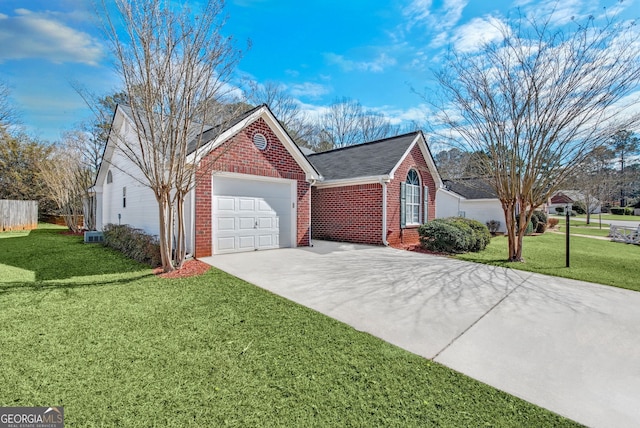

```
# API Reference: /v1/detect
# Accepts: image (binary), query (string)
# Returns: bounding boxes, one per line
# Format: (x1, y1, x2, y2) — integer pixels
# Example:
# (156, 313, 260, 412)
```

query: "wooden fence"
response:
(0, 200, 38, 232)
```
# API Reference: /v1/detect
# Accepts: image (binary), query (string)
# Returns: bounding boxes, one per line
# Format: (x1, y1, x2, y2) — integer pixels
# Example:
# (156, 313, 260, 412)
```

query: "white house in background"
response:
(436, 178, 507, 233)
(548, 190, 601, 214)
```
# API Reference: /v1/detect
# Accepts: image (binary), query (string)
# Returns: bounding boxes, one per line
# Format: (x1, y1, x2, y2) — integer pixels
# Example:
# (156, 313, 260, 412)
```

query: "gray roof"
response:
(186, 104, 263, 155)
(443, 178, 497, 199)
(116, 104, 265, 156)
(307, 132, 420, 181)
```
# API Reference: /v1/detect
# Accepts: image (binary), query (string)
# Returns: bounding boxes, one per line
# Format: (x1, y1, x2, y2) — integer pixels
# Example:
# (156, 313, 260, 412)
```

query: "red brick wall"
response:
(386, 144, 437, 246)
(310, 143, 437, 247)
(311, 184, 383, 245)
(194, 117, 310, 257)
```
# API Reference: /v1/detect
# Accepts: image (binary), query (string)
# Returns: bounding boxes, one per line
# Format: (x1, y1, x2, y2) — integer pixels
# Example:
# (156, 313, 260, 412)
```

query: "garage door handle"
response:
(254, 221, 258, 229)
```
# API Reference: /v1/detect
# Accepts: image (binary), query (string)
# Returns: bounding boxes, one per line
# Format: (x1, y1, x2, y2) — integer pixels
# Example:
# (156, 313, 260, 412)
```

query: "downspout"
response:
(381, 178, 391, 246)
(190, 187, 196, 258)
(308, 179, 317, 247)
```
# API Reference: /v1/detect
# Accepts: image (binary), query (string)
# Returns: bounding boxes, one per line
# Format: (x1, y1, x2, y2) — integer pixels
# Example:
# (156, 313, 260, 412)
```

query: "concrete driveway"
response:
(201, 241, 640, 428)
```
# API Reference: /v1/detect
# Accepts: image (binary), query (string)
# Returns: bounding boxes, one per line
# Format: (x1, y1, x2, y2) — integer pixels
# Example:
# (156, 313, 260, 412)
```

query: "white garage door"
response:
(212, 176, 295, 255)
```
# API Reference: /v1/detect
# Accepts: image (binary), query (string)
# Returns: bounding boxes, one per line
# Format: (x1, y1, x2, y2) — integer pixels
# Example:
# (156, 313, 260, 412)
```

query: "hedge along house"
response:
(307, 132, 442, 246)
(93, 104, 321, 257)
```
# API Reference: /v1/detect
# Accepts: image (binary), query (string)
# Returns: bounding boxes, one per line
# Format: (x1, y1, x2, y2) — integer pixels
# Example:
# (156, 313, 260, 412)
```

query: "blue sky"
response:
(0, 0, 637, 142)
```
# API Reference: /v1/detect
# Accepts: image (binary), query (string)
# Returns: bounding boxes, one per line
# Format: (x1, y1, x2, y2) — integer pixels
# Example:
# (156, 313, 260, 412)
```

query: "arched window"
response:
(106, 170, 113, 184)
(405, 170, 420, 225)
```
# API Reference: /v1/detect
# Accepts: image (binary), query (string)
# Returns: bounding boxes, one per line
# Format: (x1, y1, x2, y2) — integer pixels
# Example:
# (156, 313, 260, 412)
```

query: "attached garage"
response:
(211, 175, 297, 255)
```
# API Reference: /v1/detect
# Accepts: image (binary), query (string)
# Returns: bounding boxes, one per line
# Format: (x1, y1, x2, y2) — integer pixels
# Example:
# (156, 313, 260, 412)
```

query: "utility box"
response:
(84, 231, 104, 243)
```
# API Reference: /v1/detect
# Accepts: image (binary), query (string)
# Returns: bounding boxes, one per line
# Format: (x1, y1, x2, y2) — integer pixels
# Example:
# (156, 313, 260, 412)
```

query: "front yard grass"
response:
(0, 225, 578, 426)
(458, 233, 640, 292)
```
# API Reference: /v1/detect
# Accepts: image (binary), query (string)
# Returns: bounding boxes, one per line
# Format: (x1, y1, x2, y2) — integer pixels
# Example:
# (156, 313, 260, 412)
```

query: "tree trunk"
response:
(174, 192, 187, 269)
(157, 191, 175, 272)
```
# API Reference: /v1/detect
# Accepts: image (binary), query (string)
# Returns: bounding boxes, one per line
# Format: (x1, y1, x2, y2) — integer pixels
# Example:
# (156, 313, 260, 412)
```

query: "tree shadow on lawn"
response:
(0, 228, 152, 286)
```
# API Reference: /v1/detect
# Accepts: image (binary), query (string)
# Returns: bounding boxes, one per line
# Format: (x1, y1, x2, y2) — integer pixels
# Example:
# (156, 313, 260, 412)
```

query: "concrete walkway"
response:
(201, 241, 640, 427)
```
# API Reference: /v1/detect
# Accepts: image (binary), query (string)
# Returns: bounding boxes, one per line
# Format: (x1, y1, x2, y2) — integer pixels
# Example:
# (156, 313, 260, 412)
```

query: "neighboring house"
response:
(436, 178, 507, 233)
(308, 132, 442, 246)
(93, 106, 443, 255)
(549, 190, 601, 214)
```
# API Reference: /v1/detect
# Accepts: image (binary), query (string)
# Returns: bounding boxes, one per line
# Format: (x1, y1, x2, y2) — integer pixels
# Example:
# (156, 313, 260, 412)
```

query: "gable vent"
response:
(253, 133, 267, 151)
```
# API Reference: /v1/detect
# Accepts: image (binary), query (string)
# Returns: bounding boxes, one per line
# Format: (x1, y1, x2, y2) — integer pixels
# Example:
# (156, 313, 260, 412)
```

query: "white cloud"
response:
(325, 52, 397, 73)
(447, 16, 505, 53)
(0, 9, 102, 65)
(404, 0, 468, 31)
(289, 82, 330, 99)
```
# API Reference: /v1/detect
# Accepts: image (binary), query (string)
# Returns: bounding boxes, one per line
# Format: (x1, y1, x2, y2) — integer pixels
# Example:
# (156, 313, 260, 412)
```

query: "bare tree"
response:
(432, 10, 640, 261)
(568, 146, 617, 224)
(316, 97, 396, 149)
(247, 80, 316, 148)
(100, 0, 242, 272)
(0, 81, 19, 128)
(39, 140, 91, 233)
(608, 129, 640, 206)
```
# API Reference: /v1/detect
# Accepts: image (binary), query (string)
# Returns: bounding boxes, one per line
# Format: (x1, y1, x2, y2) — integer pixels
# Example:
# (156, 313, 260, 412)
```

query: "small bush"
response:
(573, 201, 586, 215)
(486, 220, 501, 234)
(625, 206, 634, 215)
(548, 218, 559, 228)
(531, 211, 548, 233)
(103, 224, 161, 267)
(453, 217, 492, 251)
(610, 207, 625, 215)
(516, 215, 534, 235)
(419, 217, 490, 254)
(555, 206, 564, 214)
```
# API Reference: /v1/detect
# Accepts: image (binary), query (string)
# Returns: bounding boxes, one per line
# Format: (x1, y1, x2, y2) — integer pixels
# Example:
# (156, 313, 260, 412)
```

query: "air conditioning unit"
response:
(84, 231, 104, 243)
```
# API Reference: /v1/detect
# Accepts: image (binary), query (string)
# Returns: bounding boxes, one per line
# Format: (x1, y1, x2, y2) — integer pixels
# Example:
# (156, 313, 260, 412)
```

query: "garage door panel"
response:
(258, 234, 276, 247)
(217, 217, 235, 231)
(238, 217, 255, 230)
(257, 216, 276, 229)
(238, 235, 256, 249)
(238, 198, 256, 211)
(216, 237, 236, 251)
(216, 197, 235, 211)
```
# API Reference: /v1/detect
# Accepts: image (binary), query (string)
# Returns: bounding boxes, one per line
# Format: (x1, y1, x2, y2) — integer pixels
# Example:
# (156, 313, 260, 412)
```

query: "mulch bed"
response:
(59, 230, 85, 236)
(154, 259, 211, 279)
(391, 243, 450, 257)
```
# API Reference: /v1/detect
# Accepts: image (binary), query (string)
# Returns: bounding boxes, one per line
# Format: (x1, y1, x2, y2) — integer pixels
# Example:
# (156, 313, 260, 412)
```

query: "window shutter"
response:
(423, 186, 429, 223)
(400, 182, 406, 228)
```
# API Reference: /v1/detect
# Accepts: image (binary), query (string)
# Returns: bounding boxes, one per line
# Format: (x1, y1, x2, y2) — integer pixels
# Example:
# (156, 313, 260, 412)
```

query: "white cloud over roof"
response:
(0, 8, 102, 65)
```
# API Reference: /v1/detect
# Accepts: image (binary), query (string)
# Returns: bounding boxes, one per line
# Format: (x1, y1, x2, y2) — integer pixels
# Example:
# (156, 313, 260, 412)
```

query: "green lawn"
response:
(552, 222, 611, 237)
(551, 213, 640, 222)
(0, 225, 578, 427)
(458, 233, 640, 291)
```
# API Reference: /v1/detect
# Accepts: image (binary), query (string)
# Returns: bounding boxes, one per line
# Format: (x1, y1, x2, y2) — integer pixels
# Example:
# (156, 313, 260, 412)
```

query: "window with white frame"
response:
(405, 169, 420, 225)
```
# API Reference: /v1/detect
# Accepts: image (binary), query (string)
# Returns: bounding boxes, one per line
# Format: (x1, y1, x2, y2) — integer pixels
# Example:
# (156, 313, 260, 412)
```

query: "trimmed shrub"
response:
(486, 220, 501, 234)
(419, 217, 490, 254)
(103, 223, 161, 267)
(531, 210, 548, 233)
(573, 201, 586, 215)
(453, 217, 491, 251)
(555, 206, 564, 214)
(516, 215, 535, 235)
(548, 218, 559, 228)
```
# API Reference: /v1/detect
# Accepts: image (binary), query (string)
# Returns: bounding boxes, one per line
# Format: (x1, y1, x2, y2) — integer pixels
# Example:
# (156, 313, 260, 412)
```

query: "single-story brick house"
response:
(93, 105, 443, 256)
